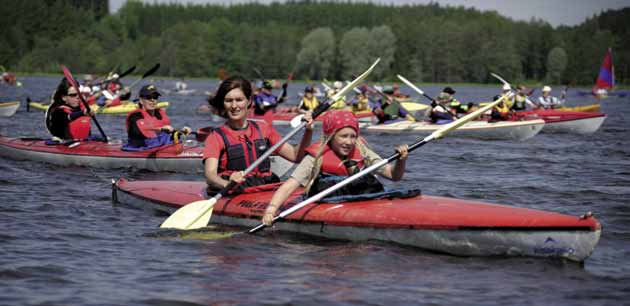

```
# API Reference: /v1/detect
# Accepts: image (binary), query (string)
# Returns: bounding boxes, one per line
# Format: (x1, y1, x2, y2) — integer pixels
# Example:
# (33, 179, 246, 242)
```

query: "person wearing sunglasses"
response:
(203, 76, 313, 194)
(123, 84, 191, 151)
(47, 78, 95, 141)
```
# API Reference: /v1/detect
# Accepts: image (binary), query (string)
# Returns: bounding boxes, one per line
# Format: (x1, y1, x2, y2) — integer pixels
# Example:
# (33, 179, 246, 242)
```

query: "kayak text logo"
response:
(533, 237, 575, 256)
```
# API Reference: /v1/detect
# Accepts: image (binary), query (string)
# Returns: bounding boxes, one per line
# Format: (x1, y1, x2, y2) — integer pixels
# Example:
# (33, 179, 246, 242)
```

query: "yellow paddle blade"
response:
(160, 198, 217, 230)
(331, 58, 381, 102)
(432, 93, 508, 140)
(401, 102, 429, 112)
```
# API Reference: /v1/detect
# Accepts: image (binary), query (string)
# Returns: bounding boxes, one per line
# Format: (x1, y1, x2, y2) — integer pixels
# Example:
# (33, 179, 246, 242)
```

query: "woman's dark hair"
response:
(210, 75, 252, 118)
(52, 78, 72, 106)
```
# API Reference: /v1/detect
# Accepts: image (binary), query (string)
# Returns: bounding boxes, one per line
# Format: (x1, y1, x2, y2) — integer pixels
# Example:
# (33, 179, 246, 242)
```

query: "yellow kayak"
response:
(27, 101, 169, 115)
(556, 103, 600, 112)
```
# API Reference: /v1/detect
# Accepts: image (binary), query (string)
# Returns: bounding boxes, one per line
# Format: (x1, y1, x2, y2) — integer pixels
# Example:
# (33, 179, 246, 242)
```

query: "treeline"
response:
(1, 0, 628, 86)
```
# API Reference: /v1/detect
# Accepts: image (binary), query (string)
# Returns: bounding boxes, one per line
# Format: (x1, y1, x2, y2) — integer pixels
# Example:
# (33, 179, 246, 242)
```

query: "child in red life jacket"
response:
(262, 110, 409, 226)
(202, 76, 314, 194)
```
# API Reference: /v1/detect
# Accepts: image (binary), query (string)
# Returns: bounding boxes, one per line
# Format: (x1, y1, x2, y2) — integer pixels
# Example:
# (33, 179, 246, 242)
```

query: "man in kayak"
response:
(441, 86, 470, 116)
(123, 84, 191, 151)
(253, 80, 287, 115)
(47, 78, 95, 141)
(327, 81, 348, 109)
(510, 85, 537, 111)
(537, 86, 565, 109)
(428, 92, 456, 124)
(350, 87, 370, 113)
(262, 110, 409, 226)
(204, 76, 313, 194)
(372, 86, 415, 123)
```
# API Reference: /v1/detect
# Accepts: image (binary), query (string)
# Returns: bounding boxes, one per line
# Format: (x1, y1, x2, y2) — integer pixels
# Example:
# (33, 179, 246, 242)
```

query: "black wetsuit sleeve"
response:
(127, 112, 147, 142)
(50, 108, 70, 138)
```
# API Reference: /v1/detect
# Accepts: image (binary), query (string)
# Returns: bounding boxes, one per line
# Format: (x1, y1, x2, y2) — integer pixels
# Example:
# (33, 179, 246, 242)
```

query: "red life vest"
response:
(125, 108, 170, 138)
(213, 120, 272, 178)
(108, 97, 122, 107)
(305, 141, 366, 176)
(58, 105, 91, 140)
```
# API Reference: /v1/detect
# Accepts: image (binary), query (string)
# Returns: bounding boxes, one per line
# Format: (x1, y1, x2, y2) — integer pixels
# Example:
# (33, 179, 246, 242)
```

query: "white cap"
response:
(333, 81, 343, 89)
(542, 86, 552, 92)
(502, 84, 511, 91)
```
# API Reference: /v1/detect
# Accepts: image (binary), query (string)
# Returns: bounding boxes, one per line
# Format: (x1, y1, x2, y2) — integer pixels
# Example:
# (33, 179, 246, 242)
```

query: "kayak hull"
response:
(0, 101, 20, 117)
(0, 136, 293, 174)
(364, 119, 545, 141)
(520, 110, 606, 134)
(113, 179, 600, 262)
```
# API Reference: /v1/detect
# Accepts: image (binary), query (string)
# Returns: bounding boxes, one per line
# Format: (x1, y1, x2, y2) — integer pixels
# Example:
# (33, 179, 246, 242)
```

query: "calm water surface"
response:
(1, 76, 629, 305)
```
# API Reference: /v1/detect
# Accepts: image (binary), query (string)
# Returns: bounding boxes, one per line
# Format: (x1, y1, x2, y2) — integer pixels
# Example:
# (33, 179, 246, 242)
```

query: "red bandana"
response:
(322, 110, 359, 136)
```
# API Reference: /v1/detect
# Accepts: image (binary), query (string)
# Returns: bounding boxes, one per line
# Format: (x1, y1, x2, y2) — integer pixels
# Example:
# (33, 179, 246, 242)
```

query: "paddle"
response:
(249, 89, 511, 234)
(92, 65, 136, 87)
(125, 63, 160, 91)
(61, 65, 108, 142)
(159, 58, 382, 230)
(397, 75, 436, 103)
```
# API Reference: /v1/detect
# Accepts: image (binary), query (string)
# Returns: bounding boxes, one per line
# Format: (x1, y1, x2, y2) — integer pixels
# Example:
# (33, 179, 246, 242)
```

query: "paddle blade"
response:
(160, 198, 217, 230)
(331, 58, 380, 102)
(490, 73, 511, 89)
(143, 63, 160, 78)
(397, 75, 425, 95)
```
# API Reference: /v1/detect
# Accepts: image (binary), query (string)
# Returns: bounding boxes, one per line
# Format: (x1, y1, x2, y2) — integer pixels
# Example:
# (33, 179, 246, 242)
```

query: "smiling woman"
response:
(203, 75, 314, 194)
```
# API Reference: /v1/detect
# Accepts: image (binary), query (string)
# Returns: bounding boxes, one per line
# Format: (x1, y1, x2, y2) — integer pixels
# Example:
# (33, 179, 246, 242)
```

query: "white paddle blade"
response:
(331, 58, 381, 102)
(490, 72, 511, 88)
(290, 114, 304, 128)
(431, 93, 508, 140)
(160, 199, 217, 230)
(397, 74, 425, 95)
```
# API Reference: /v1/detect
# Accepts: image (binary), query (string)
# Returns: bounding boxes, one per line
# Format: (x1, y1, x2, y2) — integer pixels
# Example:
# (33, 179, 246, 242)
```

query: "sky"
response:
(109, 0, 628, 27)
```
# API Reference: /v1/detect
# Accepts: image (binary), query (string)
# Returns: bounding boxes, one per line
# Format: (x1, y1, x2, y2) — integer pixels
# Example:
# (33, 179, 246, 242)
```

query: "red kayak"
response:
(517, 109, 606, 134)
(113, 179, 601, 262)
(0, 136, 293, 174)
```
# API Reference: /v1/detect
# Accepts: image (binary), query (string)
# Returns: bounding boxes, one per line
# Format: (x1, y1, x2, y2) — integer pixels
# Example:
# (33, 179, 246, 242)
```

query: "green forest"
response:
(1, 0, 628, 86)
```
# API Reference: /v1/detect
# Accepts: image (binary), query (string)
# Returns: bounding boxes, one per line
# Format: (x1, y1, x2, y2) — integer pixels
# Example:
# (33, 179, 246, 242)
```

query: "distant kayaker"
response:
(537, 86, 565, 109)
(327, 81, 348, 109)
(47, 78, 95, 140)
(442, 87, 468, 116)
(372, 86, 414, 124)
(253, 80, 287, 115)
(262, 110, 409, 226)
(511, 85, 537, 111)
(298, 85, 320, 113)
(490, 95, 512, 121)
(350, 88, 370, 113)
(204, 76, 314, 194)
(391, 83, 410, 99)
(428, 92, 456, 124)
(123, 84, 191, 151)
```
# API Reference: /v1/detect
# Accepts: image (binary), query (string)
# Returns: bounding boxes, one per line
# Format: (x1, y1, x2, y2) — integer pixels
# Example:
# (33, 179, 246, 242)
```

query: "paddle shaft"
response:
(61, 66, 108, 141)
(126, 63, 160, 91)
(92, 65, 136, 87)
(249, 91, 508, 234)
(397, 75, 436, 103)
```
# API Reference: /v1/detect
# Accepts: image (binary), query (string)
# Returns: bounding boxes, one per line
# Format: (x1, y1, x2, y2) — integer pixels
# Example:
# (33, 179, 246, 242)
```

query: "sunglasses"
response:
(66, 93, 79, 97)
(141, 95, 160, 101)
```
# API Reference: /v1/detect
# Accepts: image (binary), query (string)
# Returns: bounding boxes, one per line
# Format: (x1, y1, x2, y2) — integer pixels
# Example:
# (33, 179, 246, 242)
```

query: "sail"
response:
(595, 48, 614, 90)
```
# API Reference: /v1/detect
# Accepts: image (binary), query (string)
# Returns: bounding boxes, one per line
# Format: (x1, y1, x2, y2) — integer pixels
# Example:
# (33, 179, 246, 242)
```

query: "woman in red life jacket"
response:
(262, 110, 409, 226)
(123, 84, 191, 150)
(203, 76, 314, 194)
(47, 78, 94, 140)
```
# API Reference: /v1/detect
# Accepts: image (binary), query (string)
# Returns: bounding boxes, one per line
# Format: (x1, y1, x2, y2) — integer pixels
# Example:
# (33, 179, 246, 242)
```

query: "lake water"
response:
(1, 76, 629, 305)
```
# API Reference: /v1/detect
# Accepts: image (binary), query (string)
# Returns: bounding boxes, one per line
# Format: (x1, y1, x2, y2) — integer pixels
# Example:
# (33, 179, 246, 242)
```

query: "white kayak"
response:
(0, 101, 20, 117)
(363, 119, 545, 141)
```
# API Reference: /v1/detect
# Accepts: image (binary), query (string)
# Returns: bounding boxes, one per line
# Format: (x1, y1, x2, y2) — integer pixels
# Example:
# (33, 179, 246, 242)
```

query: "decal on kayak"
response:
(533, 237, 576, 256)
